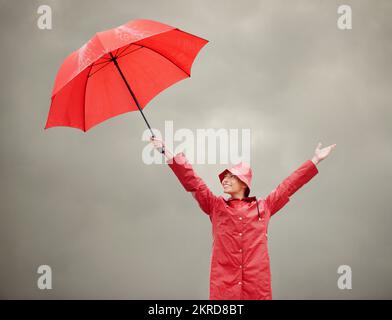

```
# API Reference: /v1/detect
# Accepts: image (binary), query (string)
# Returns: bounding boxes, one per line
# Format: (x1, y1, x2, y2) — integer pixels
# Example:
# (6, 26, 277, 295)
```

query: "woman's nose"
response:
(222, 177, 231, 184)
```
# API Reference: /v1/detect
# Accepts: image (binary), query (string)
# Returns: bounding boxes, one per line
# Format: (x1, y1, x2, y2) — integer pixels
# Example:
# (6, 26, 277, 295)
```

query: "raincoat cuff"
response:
(165, 152, 186, 166)
(306, 159, 319, 177)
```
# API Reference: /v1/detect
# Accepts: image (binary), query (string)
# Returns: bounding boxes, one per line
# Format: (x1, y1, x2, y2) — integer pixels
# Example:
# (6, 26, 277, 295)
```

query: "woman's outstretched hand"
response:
(150, 136, 173, 160)
(311, 142, 337, 165)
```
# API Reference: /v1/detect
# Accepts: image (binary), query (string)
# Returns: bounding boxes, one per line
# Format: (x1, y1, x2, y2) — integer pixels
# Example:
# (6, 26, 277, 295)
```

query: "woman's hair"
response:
(244, 187, 250, 197)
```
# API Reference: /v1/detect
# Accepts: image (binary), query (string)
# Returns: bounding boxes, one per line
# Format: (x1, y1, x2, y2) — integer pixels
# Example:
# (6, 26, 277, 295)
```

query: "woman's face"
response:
(222, 172, 247, 196)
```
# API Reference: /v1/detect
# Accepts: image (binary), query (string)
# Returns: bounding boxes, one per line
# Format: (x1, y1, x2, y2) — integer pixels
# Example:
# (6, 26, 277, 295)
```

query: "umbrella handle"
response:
(158, 146, 165, 154)
(151, 134, 165, 155)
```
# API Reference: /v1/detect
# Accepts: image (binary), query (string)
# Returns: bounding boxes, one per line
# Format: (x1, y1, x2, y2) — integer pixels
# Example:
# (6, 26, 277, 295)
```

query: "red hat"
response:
(218, 161, 253, 196)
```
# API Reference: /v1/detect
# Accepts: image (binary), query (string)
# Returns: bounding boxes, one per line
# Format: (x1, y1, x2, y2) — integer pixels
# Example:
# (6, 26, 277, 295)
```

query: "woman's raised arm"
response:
(150, 137, 219, 218)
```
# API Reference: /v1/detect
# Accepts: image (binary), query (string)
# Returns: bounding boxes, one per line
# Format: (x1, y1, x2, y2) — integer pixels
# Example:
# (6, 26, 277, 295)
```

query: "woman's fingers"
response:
(153, 141, 162, 147)
(150, 137, 165, 150)
(325, 144, 336, 151)
(151, 137, 163, 144)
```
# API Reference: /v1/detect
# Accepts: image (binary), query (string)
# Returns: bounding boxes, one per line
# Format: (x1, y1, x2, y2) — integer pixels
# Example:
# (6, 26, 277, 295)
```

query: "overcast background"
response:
(1, 0, 391, 299)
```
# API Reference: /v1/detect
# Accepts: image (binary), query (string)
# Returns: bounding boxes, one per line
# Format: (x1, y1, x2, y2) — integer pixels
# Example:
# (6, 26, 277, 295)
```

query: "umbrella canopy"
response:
(44, 19, 208, 133)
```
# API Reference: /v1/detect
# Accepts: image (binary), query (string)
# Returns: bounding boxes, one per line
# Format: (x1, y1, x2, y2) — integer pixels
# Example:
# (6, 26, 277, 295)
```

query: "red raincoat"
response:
(166, 152, 319, 300)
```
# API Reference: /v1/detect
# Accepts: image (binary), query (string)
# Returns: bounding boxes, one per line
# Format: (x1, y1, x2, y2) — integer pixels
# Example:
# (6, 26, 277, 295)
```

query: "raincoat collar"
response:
(224, 196, 262, 220)
(225, 196, 257, 203)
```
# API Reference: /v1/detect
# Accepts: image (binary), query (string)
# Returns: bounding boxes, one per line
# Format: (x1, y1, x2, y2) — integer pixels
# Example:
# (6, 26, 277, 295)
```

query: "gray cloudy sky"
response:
(1, 0, 391, 299)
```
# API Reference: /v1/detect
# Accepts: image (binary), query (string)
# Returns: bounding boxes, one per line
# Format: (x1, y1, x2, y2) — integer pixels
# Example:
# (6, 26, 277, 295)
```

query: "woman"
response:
(150, 137, 336, 300)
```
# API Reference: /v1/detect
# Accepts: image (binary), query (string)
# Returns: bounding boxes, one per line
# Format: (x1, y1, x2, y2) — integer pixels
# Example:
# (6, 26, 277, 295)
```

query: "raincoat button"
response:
(240, 265, 243, 268)
(238, 281, 242, 285)
(239, 217, 242, 220)
(239, 233, 242, 236)
(239, 249, 242, 253)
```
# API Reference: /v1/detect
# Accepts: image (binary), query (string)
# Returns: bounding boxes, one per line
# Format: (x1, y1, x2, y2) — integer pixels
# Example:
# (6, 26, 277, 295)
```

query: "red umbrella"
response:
(44, 19, 208, 152)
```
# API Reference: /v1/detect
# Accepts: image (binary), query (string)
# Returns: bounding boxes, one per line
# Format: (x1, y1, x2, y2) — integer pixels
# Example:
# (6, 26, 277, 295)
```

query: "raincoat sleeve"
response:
(166, 152, 219, 217)
(265, 160, 319, 217)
